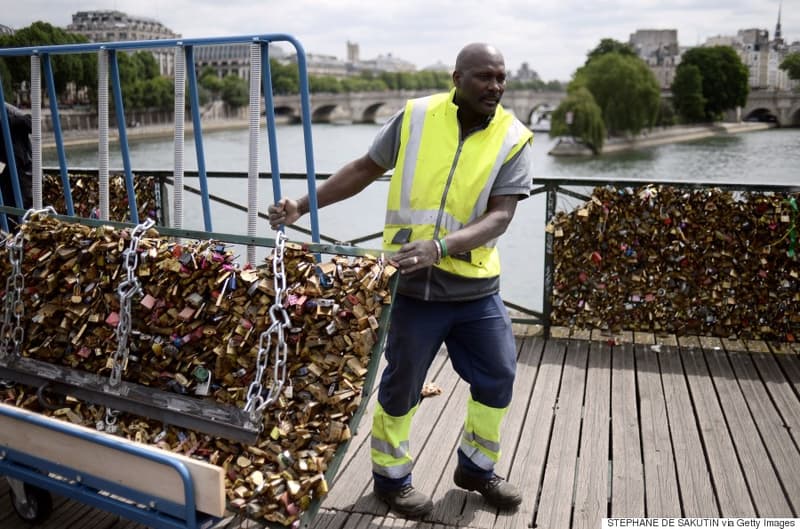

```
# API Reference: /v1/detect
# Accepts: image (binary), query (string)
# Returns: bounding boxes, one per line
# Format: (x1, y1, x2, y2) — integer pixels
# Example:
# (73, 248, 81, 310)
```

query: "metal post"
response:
(542, 184, 557, 337)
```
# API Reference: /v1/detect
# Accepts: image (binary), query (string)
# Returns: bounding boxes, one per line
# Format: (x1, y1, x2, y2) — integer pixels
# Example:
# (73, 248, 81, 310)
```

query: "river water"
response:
(45, 125, 800, 312)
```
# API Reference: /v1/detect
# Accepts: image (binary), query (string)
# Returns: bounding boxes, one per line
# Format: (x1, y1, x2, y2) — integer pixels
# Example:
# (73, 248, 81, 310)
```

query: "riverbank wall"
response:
(548, 122, 775, 156)
(44, 117, 252, 150)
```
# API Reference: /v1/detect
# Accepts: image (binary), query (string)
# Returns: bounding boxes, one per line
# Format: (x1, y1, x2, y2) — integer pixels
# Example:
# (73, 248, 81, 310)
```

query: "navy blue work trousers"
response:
(373, 292, 517, 490)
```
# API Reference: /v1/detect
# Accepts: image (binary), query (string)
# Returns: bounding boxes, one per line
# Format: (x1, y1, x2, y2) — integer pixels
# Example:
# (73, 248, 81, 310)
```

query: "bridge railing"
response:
(534, 176, 800, 338)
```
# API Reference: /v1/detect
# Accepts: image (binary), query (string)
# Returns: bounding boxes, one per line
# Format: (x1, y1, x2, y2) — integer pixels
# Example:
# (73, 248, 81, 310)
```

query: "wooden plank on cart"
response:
(0, 403, 225, 517)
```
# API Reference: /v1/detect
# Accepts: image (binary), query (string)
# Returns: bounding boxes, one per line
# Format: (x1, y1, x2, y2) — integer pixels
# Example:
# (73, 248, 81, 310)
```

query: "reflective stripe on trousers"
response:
(459, 396, 508, 471)
(371, 402, 418, 479)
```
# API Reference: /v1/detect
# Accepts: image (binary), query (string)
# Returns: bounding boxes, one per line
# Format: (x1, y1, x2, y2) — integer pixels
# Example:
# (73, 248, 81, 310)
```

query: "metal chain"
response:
(1, 207, 56, 358)
(244, 231, 291, 416)
(103, 218, 154, 432)
(109, 218, 155, 387)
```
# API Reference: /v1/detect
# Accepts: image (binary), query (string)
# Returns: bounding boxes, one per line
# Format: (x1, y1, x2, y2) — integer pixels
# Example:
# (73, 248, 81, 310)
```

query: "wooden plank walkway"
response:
(2, 334, 799, 528)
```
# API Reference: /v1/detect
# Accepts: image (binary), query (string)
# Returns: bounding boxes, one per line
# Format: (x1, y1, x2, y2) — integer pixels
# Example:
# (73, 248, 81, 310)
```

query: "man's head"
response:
(452, 43, 506, 118)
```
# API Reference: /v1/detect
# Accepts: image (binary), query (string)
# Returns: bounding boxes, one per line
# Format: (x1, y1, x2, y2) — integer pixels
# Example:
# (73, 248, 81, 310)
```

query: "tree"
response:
(671, 64, 707, 123)
(780, 52, 800, 82)
(0, 21, 96, 104)
(221, 74, 248, 108)
(550, 86, 606, 154)
(678, 46, 748, 120)
(585, 38, 637, 65)
(572, 52, 661, 136)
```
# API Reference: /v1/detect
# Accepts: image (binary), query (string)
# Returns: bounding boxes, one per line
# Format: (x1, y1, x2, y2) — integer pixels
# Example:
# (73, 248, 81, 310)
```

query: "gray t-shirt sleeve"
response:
(490, 141, 533, 200)
(368, 109, 532, 199)
(367, 109, 404, 170)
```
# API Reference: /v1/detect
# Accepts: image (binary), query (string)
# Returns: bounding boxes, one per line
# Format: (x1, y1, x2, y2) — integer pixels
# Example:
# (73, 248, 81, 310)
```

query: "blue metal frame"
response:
(0, 404, 216, 529)
(184, 45, 213, 232)
(0, 34, 320, 240)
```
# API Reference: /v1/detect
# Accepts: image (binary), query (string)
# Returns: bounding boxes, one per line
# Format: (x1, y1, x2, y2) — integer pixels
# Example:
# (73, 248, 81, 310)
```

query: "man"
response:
(268, 42, 532, 518)
(0, 102, 33, 220)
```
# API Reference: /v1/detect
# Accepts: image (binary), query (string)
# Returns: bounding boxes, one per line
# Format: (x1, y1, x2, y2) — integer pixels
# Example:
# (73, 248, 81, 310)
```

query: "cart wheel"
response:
(10, 482, 53, 524)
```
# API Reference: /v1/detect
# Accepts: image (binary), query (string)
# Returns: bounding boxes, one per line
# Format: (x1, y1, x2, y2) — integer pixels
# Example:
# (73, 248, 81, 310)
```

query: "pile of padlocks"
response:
(1, 212, 396, 525)
(42, 172, 160, 221)
(548, 185, 800, 341)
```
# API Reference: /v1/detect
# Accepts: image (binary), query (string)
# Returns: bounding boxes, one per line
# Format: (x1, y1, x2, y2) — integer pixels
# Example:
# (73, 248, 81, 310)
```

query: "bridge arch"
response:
(359, 102, 391, 124)
(743, 106, 779, 124)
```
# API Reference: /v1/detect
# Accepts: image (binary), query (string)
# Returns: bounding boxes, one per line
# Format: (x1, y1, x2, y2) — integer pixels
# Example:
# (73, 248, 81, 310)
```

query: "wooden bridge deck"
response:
(2, 331, 799, 528)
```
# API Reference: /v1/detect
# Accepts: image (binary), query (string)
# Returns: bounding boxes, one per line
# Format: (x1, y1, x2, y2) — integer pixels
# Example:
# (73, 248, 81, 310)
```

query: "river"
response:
(44, 125, 800, 312)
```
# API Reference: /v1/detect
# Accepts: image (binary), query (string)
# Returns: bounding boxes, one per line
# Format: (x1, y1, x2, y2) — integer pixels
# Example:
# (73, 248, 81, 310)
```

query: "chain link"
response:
(244, 232, 291, 416)
(1, 207, 56, 358)
(109, 218, 155, 387)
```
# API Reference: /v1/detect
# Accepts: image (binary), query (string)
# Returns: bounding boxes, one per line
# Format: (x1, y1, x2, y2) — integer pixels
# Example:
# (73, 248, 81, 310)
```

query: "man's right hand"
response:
(268, 197, 302, 230)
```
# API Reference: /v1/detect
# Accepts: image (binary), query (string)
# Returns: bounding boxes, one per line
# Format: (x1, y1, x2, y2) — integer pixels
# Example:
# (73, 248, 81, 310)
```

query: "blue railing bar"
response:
(0, 404, 200, 528)
(287, 37, 321, 244)
(108, 49, 139, 223)
(184, 45, 212, 232)
(0, 34, 306, 57)
(260, 41, 283, 212)
(0, 84, 23, 215)
(42, 53, 75, 216)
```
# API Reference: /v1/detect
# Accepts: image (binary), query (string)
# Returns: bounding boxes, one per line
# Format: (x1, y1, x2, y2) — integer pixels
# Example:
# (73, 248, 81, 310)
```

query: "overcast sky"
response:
(4, 0, 797, 81)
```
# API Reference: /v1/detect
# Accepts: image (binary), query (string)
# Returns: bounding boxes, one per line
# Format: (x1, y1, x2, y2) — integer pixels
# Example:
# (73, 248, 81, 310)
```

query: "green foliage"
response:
(0, 59, 12, 99)
(270, 59, 299, 94)
(0, 21, 96, 103)
(309, 75, 342, 93)
(199, 66, 224, 95)
(586, 38, 637, 65)
(655, 98, 677, 127)
(677, 46, 748, 119)
(671, 64, 707, 123)
(115, 51, 173, 110)
(550, 86, 606, 154)
(780, 52, 800, 81)
(572, 52, 661, 136)
(221, 74, 248, 108)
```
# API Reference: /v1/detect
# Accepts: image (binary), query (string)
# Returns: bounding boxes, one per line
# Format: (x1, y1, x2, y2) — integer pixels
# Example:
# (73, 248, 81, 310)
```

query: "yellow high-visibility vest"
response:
(383, 89, 533, 278)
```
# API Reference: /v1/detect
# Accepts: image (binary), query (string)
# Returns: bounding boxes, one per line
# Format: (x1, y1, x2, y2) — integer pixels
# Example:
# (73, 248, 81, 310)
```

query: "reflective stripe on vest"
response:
(371, 402, 418, 479)
(460, 396, 509, 470)
(383, 89, 533, 278)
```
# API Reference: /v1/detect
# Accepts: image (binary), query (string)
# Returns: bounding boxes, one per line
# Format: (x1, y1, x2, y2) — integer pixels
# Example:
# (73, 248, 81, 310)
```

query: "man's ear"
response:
(452, 70, 461, 88)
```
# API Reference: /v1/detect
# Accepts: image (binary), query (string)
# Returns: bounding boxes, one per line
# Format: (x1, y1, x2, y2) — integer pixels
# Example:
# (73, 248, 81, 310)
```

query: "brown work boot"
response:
(374, 484, 433, 518)
(453, 467, 522, 509)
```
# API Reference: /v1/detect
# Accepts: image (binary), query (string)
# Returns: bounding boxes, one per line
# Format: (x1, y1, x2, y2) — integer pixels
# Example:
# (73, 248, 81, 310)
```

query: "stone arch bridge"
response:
(738, 90, 800, 126)
(270, 89, 566, 125)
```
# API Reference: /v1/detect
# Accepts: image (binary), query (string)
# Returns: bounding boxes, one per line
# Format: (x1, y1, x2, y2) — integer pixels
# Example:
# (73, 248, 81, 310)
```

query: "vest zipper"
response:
(424, 135, 465, 300)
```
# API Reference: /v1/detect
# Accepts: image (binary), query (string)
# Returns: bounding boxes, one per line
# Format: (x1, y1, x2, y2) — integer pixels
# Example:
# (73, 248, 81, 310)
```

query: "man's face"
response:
(453, 55, 506, 117)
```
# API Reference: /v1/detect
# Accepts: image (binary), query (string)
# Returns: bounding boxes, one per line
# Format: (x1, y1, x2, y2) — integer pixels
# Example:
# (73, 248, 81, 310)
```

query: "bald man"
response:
(269, 43, 532, 518)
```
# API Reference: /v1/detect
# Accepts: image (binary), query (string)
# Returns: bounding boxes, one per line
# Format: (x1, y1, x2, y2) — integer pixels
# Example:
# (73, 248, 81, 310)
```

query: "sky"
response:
(3, 0, 797, 81)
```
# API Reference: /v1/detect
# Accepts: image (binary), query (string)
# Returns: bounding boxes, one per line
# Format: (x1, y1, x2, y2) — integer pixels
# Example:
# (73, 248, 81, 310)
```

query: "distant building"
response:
(352, 53, 416, 76)
(193, 43, 287, 81)
(285, 52, 350, 78)
(66, 10, 179, 76)
(0, 24, 14, 36)
(514, 62, 541, 83)
(629, 29, 681, 89)
(421, 61, 451, 73)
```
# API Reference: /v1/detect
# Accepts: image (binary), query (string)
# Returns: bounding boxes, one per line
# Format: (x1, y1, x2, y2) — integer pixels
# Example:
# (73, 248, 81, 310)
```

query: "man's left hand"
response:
(391, 239, 439, 274)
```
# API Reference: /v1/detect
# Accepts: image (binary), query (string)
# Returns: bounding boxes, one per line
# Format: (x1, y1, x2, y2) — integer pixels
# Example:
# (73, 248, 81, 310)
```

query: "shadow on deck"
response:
(3, 331, 799, 528)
